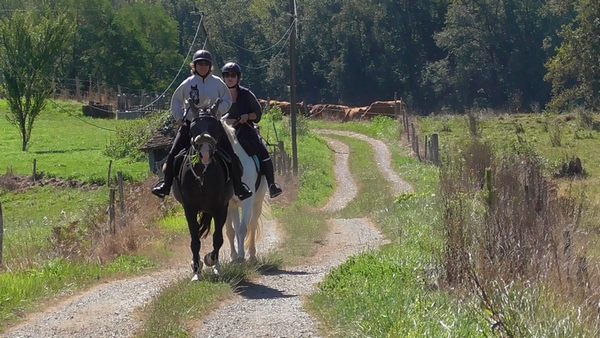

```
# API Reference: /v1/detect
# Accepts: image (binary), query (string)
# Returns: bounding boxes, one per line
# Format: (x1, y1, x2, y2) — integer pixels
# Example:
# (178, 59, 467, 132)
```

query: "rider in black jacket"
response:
(221, 62, 283, 198)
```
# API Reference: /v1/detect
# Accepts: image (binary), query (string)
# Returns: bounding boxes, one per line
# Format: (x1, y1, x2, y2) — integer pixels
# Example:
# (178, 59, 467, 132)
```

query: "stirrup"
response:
(235, 182, 253, 201)
(152, 181, 170, 198)
(269, 183, 283, 198)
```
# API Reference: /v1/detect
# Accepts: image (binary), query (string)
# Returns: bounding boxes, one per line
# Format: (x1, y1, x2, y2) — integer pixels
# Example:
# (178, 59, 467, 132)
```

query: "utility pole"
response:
(289, 0, 298, 176)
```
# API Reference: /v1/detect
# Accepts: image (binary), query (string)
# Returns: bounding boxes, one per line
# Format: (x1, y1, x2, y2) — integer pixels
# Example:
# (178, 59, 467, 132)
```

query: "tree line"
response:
(1, 0, 599, 115)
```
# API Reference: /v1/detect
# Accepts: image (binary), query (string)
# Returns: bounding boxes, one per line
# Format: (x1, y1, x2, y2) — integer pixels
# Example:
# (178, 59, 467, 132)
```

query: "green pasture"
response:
(0, 99, 150, 183)
(0, 99, 162, 331)
(418, 111, 600, 203)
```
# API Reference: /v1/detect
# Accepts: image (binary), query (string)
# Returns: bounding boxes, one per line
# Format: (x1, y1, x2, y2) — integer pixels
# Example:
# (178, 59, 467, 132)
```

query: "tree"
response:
(424, 0, 557, 111)
(299, 0, 448, 108)
(545, 0, 600, 111)
(0, 10, 72, 151)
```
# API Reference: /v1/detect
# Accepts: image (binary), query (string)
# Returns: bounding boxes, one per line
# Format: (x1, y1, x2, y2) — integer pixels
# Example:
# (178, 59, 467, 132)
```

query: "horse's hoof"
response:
(191, 273, 201, 282)
(232, 257, 245, 264)
(212, 264, 221, 276)
(204, 253, 217, 267)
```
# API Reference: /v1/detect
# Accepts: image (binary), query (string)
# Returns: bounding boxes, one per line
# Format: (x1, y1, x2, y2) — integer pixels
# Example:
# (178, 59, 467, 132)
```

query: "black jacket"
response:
(226, 85, 263, 126)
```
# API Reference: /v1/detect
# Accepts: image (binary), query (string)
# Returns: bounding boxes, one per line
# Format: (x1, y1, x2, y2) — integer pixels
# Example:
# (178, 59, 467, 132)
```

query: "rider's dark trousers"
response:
(163, 124, 190, 186)
(216, 124, 246, 186)
(235, 124, 276, 186)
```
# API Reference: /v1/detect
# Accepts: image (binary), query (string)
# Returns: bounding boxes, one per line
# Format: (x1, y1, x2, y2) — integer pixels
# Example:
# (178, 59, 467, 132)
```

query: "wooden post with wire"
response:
(118, 171, 125, 214)
(107, 160, 113, 187)
(109, 188, 116, 234)
(431, 133, 439, 165)
(75, 77, 81, 101)
(32, 159, 37, 181)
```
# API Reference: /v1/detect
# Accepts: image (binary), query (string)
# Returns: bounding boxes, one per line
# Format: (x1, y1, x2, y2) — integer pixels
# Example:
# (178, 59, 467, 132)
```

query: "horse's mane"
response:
(221, 120, 246, 156)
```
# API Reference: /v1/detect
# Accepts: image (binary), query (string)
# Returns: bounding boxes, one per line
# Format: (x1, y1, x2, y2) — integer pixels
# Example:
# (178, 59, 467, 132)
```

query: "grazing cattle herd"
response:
(258, 99, 408, 121)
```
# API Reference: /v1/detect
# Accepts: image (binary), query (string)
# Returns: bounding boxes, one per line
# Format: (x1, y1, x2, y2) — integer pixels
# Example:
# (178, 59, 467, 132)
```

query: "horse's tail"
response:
(199, 212, 211, 239)
(244, 198, 271, 249)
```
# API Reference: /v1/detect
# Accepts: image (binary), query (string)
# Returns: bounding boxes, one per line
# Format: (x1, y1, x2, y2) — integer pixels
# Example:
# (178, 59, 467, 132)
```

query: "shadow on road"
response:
(236, 281, 297, 300)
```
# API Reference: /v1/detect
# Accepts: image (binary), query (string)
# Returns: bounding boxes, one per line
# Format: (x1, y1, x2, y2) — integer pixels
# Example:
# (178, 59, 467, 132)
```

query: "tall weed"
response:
(440, 137, 600, 335)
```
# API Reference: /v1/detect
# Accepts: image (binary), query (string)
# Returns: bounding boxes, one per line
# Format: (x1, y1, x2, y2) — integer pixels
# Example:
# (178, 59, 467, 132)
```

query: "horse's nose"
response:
(199, 143, 211, 165)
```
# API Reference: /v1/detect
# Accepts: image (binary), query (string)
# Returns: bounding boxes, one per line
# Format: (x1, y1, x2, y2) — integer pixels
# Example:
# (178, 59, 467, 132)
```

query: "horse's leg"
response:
(225, 206, 240, 261)
(204, 206, 228, 275)
(236, 199, 253, 261)
(184, 206, 202, 281)
(246, 199, 262, 261)
(246, 180, 267, 261)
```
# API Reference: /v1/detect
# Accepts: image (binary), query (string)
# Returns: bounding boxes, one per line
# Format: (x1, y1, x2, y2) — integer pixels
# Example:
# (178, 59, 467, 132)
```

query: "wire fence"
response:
(51, 77, 170, 119)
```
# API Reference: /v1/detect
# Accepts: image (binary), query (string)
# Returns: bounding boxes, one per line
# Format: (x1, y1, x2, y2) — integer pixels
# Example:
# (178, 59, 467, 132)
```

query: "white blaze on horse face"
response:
(199, 143, 212, 165)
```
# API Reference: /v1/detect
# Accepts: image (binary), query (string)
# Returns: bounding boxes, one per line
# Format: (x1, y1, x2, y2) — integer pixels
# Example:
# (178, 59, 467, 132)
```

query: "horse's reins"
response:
(187, 99, 222, 183)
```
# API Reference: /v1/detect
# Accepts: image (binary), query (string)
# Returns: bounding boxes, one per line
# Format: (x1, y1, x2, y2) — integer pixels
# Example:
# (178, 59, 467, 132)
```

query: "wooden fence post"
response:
(32, 159, 37, 181)
(415, 133, 421, 162)
(117, 171, 125, 214)
(107, 160, 113, 187)
(109, 188, 116, 234)
(394, 92, 398, 119)
(431, 133, 439, 165)
(410, 123, 416, 151)
(75, 77, 82, 101)
(405, 113, 410, 143)
(0, 202, 3, 267)
(425, 135, 429, 162)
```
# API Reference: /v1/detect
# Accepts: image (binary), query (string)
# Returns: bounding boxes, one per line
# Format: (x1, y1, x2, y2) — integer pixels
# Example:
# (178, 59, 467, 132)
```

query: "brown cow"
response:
(361, 100, 407, 119)
(343, 107, 367, 122)
(309, 104, 348, 121)
(258, 100, 305, 115)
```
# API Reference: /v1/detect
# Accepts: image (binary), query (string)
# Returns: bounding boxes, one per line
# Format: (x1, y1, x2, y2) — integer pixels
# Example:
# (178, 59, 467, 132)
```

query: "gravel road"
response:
(2, 131, 413, 338)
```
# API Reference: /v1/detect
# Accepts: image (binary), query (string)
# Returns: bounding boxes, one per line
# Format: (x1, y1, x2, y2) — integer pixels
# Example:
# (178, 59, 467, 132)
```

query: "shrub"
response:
(103, 111, 169, 161)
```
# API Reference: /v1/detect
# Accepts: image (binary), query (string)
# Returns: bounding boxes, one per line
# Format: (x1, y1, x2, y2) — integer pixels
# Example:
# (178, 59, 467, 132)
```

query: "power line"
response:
(225, 20, 295, 54)
(225, 18, 296, 70)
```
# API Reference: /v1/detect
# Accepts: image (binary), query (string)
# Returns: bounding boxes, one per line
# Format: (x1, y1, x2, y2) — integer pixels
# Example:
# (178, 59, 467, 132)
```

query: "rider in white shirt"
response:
(152, 50, 252, 200)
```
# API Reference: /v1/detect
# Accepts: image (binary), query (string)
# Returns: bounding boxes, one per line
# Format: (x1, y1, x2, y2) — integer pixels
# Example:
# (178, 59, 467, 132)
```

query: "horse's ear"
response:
(187, 98, 198, 113)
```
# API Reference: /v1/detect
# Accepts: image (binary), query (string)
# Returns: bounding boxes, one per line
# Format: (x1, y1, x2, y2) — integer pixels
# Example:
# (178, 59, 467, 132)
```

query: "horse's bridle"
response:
(188, 112, 220, 183)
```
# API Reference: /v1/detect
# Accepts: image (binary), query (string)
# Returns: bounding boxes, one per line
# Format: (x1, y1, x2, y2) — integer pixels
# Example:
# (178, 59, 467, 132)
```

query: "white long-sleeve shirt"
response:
(170, 74, 233, 121)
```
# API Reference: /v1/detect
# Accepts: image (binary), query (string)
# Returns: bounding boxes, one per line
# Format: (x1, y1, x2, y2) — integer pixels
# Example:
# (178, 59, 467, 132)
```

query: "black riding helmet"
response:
(192, 50, 213, 64)
(221, 62, 242, 77)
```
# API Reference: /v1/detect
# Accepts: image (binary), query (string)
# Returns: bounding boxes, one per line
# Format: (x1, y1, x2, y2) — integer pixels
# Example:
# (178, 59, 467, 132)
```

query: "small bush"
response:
(266, 106, 283, 121)
(103, 111, 169, 161)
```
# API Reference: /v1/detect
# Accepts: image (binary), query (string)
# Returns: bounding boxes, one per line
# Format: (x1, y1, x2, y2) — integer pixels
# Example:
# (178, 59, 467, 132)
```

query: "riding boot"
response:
(152, 159, 174, 198)
(262, 159, 283, 198)
(230, 154, 253, 201)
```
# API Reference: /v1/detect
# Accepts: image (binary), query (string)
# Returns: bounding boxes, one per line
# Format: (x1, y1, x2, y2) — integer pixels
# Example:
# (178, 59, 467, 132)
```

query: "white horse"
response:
(222, 121, 268, 262)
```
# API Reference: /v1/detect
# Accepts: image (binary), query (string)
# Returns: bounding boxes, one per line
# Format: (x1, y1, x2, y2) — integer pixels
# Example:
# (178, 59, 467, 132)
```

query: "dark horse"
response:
(171, 101, 234, 281)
